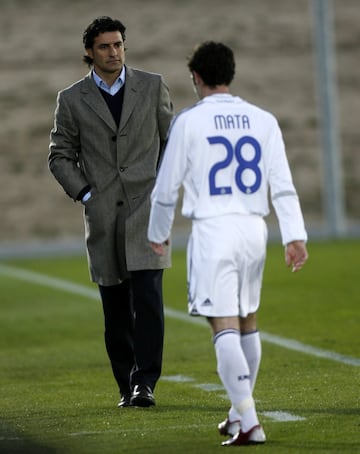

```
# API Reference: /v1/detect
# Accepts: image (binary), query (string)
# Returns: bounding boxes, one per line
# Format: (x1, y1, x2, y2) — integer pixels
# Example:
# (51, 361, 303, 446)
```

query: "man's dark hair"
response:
(187, 41, 235, 88)
(82, 16, 126, 66)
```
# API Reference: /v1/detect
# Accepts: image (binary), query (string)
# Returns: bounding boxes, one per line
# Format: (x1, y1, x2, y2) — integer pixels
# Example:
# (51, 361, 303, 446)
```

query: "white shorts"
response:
(187, 214, 267, 318)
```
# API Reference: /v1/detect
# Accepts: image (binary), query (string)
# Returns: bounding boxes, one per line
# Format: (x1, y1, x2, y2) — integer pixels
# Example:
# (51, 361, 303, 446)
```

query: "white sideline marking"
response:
(162, 375, 195, 382)
(261, 411, 306, 422)
(194, 383, 225, 392)
(1, 263, 359, 367)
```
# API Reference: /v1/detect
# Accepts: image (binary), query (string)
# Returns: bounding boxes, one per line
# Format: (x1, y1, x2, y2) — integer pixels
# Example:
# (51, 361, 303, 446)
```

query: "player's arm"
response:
(148, 115, 188, 248)
(268, 121, 308, 246)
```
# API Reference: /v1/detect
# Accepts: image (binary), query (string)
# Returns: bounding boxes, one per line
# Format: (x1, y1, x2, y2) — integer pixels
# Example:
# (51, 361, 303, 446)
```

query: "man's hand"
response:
(150, 240, 169, 256)
(285, 240, 308, 273)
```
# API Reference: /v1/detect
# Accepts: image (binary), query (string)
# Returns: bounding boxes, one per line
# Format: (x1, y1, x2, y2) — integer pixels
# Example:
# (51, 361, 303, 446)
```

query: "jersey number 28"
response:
(207, 135, 262, 195)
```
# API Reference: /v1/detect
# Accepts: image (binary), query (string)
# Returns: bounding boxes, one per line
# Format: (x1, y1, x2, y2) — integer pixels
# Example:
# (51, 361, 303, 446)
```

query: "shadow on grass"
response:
(0, 420, 58, 453)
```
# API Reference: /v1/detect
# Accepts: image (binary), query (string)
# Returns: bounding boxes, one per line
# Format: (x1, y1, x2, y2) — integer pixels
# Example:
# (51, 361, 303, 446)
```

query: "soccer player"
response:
(148, 41, 308, 446)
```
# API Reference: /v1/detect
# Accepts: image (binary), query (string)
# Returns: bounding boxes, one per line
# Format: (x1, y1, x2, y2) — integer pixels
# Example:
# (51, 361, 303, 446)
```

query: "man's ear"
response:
(86, 48, 93, 59)
(192, 71, 201, 85)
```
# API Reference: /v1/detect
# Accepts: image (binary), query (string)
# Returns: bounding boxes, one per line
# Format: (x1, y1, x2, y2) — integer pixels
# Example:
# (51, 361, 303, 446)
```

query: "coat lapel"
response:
(80, 72, 117, 133)
(119, 67, 141, 132)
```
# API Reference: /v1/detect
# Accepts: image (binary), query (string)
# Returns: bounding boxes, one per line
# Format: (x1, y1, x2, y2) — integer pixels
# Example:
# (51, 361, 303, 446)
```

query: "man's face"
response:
(86, 31, 125, 77)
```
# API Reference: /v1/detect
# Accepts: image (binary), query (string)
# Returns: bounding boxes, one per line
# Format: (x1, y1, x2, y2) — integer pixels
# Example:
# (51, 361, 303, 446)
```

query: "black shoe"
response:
(117, 394, 132, 408)
(130, 385, 155, 407)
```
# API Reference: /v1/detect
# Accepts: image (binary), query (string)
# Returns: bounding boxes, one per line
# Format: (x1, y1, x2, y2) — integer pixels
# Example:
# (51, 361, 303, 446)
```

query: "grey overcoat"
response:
(49, 67, 173, 285)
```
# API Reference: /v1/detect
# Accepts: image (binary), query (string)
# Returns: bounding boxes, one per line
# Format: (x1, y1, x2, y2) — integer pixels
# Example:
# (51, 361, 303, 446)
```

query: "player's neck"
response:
(201, 85, 230, 99)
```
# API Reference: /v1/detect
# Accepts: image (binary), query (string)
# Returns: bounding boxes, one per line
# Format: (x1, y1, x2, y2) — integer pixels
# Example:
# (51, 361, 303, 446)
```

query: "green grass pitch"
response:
(0, 240, 359, 453)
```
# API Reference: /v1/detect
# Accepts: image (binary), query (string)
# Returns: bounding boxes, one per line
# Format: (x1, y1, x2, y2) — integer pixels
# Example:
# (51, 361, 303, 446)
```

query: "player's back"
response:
(178, 93, 282, 220)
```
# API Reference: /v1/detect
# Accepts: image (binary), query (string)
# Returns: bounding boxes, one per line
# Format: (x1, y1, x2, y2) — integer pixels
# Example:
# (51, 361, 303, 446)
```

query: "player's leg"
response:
(219, 313, 261, 435)
(237, 216, 266, 394)
(240, 313, 261, 392)
(217, 216, 266, 444)
(208, 317, 261, 435)
(187, 216, 265, 444)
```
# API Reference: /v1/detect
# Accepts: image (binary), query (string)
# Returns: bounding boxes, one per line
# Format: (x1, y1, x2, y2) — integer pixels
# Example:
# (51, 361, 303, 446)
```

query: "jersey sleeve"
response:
(148, 115, 188, 243)
(267, 121, 308, 245)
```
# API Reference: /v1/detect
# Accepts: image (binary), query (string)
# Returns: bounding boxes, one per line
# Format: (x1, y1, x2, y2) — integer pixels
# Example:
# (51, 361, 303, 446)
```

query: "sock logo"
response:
(237, 375, 250, 381)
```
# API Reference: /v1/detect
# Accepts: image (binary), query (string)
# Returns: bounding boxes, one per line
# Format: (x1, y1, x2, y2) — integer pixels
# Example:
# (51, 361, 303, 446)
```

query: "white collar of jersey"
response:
(203, 93, 243, 103)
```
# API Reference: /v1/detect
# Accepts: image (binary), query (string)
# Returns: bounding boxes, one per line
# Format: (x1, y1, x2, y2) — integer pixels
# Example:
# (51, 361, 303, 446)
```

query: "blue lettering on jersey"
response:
(214, 114, 250, 130)
(207, 135, 262, 195)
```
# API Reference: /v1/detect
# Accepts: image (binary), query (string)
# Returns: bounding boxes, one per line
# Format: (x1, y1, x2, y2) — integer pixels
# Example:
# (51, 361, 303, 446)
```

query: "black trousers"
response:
(99, 269, 164, 397)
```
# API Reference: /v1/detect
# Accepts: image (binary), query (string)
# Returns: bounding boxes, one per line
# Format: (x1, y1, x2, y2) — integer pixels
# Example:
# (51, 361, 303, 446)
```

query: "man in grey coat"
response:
(49, 16, 173, 407)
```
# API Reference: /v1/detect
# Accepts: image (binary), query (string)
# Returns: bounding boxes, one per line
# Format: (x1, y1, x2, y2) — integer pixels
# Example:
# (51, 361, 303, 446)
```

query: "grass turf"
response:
(0, 240, 359, 453)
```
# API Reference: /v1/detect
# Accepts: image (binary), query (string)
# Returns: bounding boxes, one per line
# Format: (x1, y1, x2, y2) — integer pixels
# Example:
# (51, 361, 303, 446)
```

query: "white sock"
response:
(241, 331, 262, 392)
(214, 329, 259, 432)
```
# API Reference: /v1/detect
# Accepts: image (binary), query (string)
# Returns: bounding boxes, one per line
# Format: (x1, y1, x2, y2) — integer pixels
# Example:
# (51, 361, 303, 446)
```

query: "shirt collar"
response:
(92, 66, 126, 95)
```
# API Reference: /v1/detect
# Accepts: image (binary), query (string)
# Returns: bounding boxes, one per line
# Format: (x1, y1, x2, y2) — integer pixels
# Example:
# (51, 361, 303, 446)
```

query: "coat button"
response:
(112, 136, 117, 142)
(119, 167, 125, 172)
(117, 200, 124, 206)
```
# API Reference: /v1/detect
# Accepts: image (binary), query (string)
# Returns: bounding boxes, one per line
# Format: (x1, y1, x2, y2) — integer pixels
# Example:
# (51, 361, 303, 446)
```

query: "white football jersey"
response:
(148, 93, 307, 245)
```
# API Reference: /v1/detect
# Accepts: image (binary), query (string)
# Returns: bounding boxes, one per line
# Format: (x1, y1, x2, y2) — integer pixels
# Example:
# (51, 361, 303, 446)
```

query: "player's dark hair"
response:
(187, 41, 235, 88)
(82, 16, 126, 66)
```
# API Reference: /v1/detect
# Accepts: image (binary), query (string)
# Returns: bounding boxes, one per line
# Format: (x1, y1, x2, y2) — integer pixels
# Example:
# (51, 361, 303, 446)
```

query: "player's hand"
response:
(150, 240, 169, 256)
(285, 240, 308, 273)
